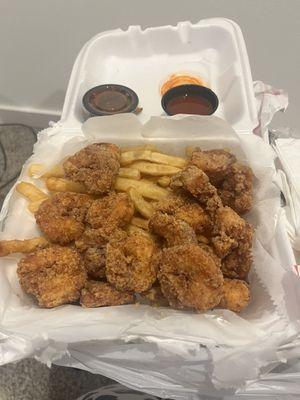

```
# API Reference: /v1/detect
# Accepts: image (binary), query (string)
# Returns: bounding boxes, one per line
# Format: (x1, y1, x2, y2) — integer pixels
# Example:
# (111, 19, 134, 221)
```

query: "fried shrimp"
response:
(17, 246, 86, 308)
(35, 192, 92, 244)
(154, 193, 212, 235)
(189, 148, 236, 184)
(80, 281, 134, 307)
(218, 163, 254, 214)
(157, 244, 224, 311)
(219, 278, 250, 312)
(170, 166, 223, 214)
(148, 212, 197, 247)
(86, 192, 134, 233)
(106, 233, 156, 293)
(63, 143, 121, 194)
(211, 206, 253, 259)
(75, 228, 127, 280)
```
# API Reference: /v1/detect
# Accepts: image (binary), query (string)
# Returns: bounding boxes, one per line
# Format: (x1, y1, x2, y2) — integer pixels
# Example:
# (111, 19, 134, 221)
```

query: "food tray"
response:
(59, 18, 258, 134)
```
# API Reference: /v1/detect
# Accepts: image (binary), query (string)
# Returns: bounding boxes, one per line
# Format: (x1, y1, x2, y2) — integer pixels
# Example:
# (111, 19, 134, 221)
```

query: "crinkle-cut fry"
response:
(157, 176, 171, 187)
(130, 161, 181, 176)
(28, 163, 65, 178)
(131, 216, 149, 230)
(27, 199, 47, 213)
(45, 177, 87, 193)
(115, 177, 168, 201)
(16, 182, 49, 202)
(121, 144, 158, 153)
(0, 237, 49, 257)
(120, 150, 186, 168)
(128, 188, 154, 218)
(118, 167, 141, 180)
(126, 224, 154, 240)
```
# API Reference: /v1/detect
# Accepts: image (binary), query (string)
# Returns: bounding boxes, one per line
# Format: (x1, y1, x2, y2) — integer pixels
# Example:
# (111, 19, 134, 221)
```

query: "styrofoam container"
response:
(59, 18, 258, 134)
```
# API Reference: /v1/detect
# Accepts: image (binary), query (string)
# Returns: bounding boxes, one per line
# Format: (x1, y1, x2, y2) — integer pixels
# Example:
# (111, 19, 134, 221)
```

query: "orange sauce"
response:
(160, 73, 205, 95)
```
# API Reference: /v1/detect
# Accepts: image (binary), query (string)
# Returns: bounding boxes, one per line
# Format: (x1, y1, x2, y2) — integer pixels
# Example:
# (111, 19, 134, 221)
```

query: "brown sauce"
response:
(166, 95, 213, 115)
(89, 90, 130, 113)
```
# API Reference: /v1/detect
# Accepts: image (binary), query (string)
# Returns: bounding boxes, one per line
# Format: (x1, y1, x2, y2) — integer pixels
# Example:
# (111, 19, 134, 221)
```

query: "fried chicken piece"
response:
(154, 193, 212, 235)
(63, 143, 121, 195)
(189, 148, 236, 185)
(106, 233, 156, 293)
(17, 246, 86, 308)
(35, 192, 92, 245)
(219, 278, 250, 312)
(218, 163, 253, 214)
(75, 228, 127, 280)
(211, 206, 253, 259)
(170, 166, 223, 214)
(86, 192, 134, 234)
(80, 280, 134, 307)
(157, 244, 224, 311)
(149, 212, 197, 247)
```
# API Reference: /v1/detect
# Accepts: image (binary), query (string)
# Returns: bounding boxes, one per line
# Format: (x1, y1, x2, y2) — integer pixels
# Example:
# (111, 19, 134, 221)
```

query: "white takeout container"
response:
(59, 18, 258, 134)
(0, 114, 299, 399)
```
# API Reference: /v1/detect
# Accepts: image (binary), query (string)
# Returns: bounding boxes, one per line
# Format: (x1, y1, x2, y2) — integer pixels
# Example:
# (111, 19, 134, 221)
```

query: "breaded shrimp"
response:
(218, 278, 250, 312)
(218, 163, 254, 214)
(170, 166, 223, 214)
(63, 143, 121, 194)
(86, 192, 134, 233)
(17, 246, 86, 308)
(189, 148, 236, 185)
(75, 228, 127, 280)
(80, 280, 134, 307)
(157, 244, 224, 311)
(106, 233, 156, 293)
(35, 192, 92, 245)
(149, 212, 198, 247)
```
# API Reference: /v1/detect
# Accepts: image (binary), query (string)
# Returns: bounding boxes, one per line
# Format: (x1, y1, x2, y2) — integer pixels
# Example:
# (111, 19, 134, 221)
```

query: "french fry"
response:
(0, 237, 49, 257)
(157, 176, 171, 187)
(27, 199, 46, 213)
(28, 163, 65, 178)
(45, 177, 87, 193)
(126, 224, 154, 240)
(16, 182, 49, 202)
(121, 144, 158, 153)
(130, 161, 181, 176)
(118, 167, 141, 180)
(120, 150, 186, 168)
(128, 188, 155, 218)
(115, 177, 168, 201)
(131, 216, 149, 230)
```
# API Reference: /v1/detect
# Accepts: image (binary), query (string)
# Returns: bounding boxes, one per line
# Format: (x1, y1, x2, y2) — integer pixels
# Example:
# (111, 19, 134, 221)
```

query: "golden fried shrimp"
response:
(149, 212, 197, 247)
(211, 206, 253, 259)
(17, 246, 86, 308)
(219, 278, 250, 312)
(189, 148, 236, 184)
(218, 163, 254, 214)
(63, 143, 121, 195)
(35, 192, 92, 245)
(170, 166, 223, 214)
(106, 233, 156, 293)
(221, 245, 253, 280)
(157, 244, 224, 311)
(75, 228, 127, 280)
(154, 193, 212, 235)
(80, 281, 134, 308)
(85, 192, 134, 233)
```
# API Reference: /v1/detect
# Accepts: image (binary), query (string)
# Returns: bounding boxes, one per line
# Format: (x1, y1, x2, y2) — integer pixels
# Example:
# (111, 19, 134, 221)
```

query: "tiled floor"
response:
(0, 124, 113, 400)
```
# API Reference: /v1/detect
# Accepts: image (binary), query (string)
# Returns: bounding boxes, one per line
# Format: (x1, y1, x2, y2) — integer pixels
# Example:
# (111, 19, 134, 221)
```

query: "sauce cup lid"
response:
(83, 84, 139, 116)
